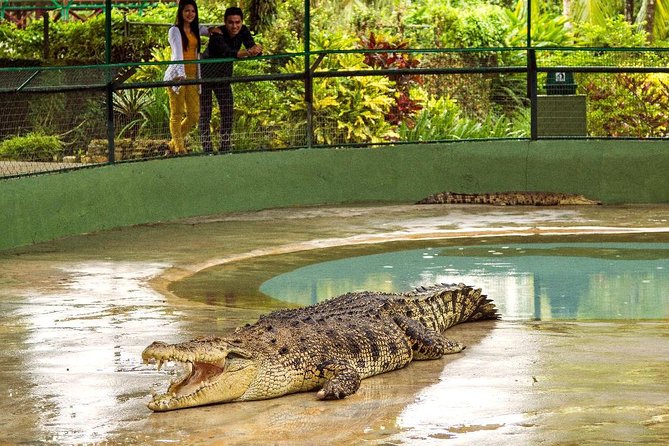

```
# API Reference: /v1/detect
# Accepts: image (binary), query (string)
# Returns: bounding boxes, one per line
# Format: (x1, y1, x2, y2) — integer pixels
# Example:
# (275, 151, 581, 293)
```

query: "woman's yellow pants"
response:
(167, 85, 200, 153)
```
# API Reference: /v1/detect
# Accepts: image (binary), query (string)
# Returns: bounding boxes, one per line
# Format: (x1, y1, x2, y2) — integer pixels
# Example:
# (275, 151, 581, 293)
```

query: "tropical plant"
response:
(567, 0, 621, 27)
(561, 0, 669, 42)
(58, 95, 108, 154)
(247, 0, 279, 34)
(0, 21, 45, 60)
(359, 32, 423, 127)
(136, 88, 171, 139)
(405, 1, 509, 48)
(634, 0, 669, 41)
(111, 87, 170, 141)
(306, 74, 397, 144)
(252, 0, 305, 55)
(26, 91, 66, 135)
(584, 72, 669, 137)
(0, 132, 63, 161)
(281, 46, 397, 144)
(505, 0, 572, 48)
(130, 46, 171, 84)
(113, 89, 154, 139)
(230, 59, 295, 149)
(398, 95, 528, 141)
(574, 14, 649, 47)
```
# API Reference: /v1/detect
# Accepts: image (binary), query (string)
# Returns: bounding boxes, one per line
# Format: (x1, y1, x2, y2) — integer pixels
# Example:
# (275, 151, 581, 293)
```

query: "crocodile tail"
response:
(408, 283, 499, 332)
(415, 192, 448, 204)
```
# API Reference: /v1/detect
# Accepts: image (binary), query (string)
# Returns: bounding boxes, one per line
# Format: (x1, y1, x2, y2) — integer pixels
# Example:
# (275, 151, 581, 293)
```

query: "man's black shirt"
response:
(202, 25, 256, 79)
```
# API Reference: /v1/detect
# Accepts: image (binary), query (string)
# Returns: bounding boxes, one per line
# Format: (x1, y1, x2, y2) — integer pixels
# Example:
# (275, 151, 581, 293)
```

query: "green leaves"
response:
(405, 1, 509, 48)
(584, 72, 669, 137)
(307, 74, 396, 145)
(575, 14, 648, 46)
(0, 133, 63, 161)
(570, 0, 621, 27)
(504, 1, 572, 47)
(113, 89, 155, 139)
(398, 96, 528, 141)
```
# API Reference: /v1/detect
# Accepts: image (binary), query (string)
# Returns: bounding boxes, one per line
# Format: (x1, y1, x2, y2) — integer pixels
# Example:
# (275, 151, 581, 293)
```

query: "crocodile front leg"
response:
(393, 315, 465, 359)
(315, 359, 361, 400)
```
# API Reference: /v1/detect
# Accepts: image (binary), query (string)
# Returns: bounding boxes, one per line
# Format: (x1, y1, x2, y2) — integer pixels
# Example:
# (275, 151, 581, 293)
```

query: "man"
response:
(199, 7, 263, 153)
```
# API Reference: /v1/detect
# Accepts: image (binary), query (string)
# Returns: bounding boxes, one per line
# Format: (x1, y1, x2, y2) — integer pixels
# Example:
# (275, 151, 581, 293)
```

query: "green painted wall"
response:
(2, 140, 668, 250)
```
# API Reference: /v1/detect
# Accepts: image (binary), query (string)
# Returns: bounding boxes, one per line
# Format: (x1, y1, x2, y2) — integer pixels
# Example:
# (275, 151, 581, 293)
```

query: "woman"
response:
(164, 0, 209, 154)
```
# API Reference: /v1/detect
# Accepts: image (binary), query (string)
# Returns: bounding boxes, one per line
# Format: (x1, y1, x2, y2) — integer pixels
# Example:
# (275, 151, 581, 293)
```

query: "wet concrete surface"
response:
(1, 204, 669, 445)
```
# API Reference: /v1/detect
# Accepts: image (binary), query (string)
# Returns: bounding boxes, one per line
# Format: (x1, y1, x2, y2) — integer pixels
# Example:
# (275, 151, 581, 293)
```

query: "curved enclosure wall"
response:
(2, 140, 669, 250)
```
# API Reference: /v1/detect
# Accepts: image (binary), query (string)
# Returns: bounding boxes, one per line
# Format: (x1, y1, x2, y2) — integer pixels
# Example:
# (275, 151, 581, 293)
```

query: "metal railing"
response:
(2, 46, 669, 178)
(1, 0, 160, 20)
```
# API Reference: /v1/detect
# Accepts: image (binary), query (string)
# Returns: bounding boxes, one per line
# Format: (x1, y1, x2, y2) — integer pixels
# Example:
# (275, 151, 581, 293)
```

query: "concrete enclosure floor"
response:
(1, 204, 669, 445)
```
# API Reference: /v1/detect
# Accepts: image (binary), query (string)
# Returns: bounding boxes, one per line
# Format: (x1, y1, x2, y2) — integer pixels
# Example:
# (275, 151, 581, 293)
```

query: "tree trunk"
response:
(624, 0, 634, 23)
(646, 0, 656, 42)
(247, 0, 278, 34)
(563, 0, 571, 17)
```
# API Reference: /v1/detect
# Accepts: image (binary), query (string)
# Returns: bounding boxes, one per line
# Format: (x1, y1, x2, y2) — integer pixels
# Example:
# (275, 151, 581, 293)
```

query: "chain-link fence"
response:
(2, 47, 669, 178)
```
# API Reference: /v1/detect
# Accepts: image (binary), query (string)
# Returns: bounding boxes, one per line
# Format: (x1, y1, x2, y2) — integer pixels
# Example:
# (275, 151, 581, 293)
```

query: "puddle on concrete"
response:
(1, 262, 174, 444)
(1, 204, 669, 445)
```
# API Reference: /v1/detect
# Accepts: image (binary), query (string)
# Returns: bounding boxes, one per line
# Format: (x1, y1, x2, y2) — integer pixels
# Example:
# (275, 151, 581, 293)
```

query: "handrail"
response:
(2, 45, 668, 175)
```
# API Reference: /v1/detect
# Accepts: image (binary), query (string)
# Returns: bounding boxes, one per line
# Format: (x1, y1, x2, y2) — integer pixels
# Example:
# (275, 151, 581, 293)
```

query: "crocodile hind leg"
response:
(315, 359, 361, 400)
(393, 315, 465, 359)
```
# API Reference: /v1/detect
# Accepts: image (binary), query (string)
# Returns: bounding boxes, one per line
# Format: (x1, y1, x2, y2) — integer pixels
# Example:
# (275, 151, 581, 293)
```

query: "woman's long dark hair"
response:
(175, 0, 201, 53)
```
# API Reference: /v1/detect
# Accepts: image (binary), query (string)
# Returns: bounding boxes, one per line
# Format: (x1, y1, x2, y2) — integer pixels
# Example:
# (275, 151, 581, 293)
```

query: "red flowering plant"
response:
(359, 32, 423, 128)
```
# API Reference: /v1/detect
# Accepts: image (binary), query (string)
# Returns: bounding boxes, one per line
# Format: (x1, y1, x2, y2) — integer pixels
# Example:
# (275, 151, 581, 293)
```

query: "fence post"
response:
(526, 0, 538, 140)
(528, 48, 537, 140)
(42, 13, 49, 60)
(304, 0, 313, 149)
(105, 0, 115, 163)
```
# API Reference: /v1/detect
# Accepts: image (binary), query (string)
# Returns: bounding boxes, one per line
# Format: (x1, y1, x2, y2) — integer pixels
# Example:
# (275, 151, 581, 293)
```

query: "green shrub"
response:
(280, 31, 397, 145)
(252, 0, 304, 55)
(502, 2, 572, 52)
(574, 15, 648, 47)
(232, 59, 297, 149)
(398, 95, 528, 141)
(405, 1, 509, 48)
(584, 73, 669, 137)
(0, 133, 63, 161)
(0, 21, 45, 59)
(48, 11, 165, 64)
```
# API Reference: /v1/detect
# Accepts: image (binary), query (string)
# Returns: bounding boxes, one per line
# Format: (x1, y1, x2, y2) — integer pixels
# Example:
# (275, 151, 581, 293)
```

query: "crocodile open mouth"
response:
(143, 356, 228, 410)
(151, 359, 225, 397)
(142, 340, 258, 411)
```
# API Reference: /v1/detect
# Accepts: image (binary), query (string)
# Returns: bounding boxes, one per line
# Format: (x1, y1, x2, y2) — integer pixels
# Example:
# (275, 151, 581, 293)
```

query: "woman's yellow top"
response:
(183, 31, 198, 79)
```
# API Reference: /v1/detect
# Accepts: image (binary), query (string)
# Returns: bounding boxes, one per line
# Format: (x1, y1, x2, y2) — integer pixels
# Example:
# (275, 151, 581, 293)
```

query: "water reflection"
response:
(260, 243, 669, 320)
(5, 262, 175, 445)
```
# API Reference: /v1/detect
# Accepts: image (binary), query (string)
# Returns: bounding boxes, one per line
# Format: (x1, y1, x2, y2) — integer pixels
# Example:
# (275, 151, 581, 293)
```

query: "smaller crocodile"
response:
(142, 283, 498, 411)
(417, 191, 601, 206)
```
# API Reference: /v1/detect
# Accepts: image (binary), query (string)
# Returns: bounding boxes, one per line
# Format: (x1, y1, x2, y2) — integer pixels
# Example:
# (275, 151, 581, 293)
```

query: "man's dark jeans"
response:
(199, 82, 233, 153)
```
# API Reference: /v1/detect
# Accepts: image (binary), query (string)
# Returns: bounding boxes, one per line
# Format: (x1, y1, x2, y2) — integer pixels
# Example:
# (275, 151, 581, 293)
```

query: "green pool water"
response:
(259, 242, 669, 321)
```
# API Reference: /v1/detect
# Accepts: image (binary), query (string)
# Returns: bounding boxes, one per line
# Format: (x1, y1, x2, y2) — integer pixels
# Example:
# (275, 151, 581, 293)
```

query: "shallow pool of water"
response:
(260, 242, 669, 321)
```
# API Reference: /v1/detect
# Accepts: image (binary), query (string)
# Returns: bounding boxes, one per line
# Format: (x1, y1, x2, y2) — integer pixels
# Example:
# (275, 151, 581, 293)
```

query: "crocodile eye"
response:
(223, 352, 252, 372)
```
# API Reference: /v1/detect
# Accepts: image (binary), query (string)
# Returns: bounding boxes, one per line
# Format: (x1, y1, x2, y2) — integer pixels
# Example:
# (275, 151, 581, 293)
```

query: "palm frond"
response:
(570, 0, 619, 26)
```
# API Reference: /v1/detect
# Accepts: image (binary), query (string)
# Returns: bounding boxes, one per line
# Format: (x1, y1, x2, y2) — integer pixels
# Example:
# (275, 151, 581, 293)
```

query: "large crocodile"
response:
(417, 191, 601, 205)
(142, 283, 498, 411)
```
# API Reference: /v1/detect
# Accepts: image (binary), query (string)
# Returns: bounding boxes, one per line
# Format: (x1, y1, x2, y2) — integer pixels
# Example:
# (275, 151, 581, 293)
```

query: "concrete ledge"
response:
(2, 140, 668, 250)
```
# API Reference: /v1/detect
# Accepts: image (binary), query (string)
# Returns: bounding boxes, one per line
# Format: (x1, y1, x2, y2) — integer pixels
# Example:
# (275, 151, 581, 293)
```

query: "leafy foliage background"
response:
(2, 0, 668, 160)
